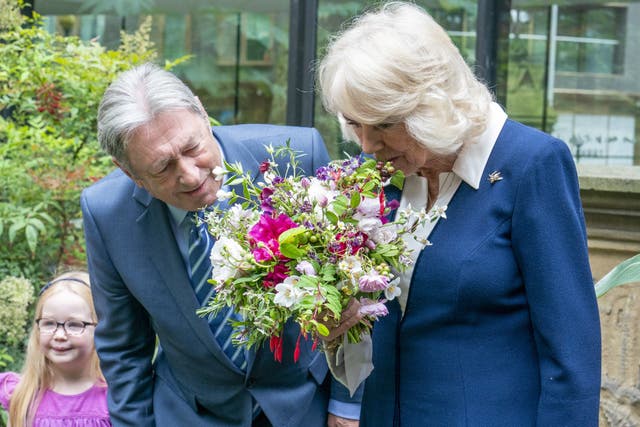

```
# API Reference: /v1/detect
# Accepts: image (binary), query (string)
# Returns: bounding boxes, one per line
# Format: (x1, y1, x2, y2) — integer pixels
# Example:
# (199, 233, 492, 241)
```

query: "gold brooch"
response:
(488, 171, 503, 184)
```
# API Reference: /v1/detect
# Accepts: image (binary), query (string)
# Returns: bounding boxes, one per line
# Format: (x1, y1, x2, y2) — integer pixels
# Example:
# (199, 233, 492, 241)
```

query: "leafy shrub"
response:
(0, 276, 34, 348)
(0, 0, 186, 285)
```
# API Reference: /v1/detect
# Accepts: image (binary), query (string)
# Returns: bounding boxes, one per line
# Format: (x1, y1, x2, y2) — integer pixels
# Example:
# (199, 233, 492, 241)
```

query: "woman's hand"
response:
(320, 298, 363, 343)
(328, 414, 359, 427)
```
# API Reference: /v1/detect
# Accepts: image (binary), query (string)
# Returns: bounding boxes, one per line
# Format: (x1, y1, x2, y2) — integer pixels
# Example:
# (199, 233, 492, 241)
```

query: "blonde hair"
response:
(8, 271, 104, 427)
(318, 1, 493, 155)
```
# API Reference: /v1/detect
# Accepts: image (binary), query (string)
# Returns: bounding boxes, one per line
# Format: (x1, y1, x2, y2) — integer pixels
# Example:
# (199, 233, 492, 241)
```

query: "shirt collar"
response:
(168, 204, 190, 227)
(451, 102, 508, 190)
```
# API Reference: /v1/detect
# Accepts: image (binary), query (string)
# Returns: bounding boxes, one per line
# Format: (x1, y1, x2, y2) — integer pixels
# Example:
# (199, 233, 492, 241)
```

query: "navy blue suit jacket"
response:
(81, 125, 358, 426)
(360, 120, 601, 426)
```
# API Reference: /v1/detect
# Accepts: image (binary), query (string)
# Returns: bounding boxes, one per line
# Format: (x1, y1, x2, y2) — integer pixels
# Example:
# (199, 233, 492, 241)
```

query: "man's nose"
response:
(359, 125, 382, 154)
(177, 158, 201, 186)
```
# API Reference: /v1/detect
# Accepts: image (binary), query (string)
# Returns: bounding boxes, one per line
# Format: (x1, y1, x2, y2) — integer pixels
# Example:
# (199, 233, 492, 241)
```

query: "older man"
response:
(81, 63, 361, 427)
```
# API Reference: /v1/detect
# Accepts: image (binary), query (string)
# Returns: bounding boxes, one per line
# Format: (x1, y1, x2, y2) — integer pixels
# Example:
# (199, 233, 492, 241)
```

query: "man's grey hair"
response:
(97, 63, 205, 165)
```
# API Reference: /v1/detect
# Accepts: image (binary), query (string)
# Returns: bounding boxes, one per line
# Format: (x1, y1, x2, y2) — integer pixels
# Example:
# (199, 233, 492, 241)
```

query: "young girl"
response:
(0, 271, 111, 426)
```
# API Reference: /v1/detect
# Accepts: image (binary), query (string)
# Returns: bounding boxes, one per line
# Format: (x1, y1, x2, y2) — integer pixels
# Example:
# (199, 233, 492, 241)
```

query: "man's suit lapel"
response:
(133, 186, 242, 372)
(215, 132, 263, 374)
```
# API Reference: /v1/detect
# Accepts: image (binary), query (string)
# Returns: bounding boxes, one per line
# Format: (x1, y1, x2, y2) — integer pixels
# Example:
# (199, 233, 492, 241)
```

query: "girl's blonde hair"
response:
(8, 270, 104, 427)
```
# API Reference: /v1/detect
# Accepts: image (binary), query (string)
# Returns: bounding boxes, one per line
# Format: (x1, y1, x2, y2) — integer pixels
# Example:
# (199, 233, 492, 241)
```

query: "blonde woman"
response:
(0, 271, 110, 426)
(318, 2, 600, 426)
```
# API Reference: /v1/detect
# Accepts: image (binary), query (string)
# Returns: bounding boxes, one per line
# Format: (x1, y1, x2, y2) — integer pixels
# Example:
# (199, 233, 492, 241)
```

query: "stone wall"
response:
(578, 165, 640, 426)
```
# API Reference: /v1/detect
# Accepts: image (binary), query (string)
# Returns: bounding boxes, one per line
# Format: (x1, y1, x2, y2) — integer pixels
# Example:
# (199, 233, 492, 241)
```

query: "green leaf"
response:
(279, 242, 305, 259)
(350, 191, 361, 209)
(325, 293, 342, 317)
(390, 171, 405, 190)
(278, 227, 306, 244)
(316, 322, 330, 337)
(8, 221, 23, 243)
(373, 244, 400, 257)
(361, 181, 376, 193)
(298, 275, 318, 289)
(28, 217, 46, 233)
(25, 224, 38, 253)
(325, 210, 339, 224)
(595, 253, 640, 297)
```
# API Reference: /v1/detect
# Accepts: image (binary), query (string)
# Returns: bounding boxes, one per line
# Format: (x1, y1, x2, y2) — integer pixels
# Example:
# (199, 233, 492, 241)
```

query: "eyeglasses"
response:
(35, 318, 97, 336)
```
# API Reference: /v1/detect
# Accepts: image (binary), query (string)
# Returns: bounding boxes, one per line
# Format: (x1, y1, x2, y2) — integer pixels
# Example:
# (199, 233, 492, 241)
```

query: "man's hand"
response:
(320, 298, 363, 342)
(328, 414, 359, 427)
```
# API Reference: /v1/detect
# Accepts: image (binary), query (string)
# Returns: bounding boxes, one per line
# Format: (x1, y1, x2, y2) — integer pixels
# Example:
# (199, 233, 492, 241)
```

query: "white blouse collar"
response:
(452, 102, 508, 190)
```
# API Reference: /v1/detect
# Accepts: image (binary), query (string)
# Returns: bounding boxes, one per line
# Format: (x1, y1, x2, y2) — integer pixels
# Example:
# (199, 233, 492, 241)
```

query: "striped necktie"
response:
(188, 211, 246, 369)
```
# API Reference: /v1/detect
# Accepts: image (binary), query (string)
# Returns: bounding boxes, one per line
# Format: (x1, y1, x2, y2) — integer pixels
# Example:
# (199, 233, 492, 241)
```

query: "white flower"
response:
(212, 166, 226, 181)
(430, 204, 447, 220)
(274, 276, 306, 308)
(210, 236, 248, 270)
(354, 197, 381, 220)
(357, 217, 382, 234)
(307, 178, 337, 204)
(384, 279, 402, 300)
(216, 189, 233, 201)
(370, 224, 398, 244)
(338, 255, 363, 277)
(227, 205, 258, 231)
(263, 171, 276, 184)
(211, 265, 236, 284)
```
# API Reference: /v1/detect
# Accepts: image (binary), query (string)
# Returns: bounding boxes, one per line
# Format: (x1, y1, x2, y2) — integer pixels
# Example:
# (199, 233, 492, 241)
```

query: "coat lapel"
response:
(215, 131, 264, 374)
(134, 188, 243, 372)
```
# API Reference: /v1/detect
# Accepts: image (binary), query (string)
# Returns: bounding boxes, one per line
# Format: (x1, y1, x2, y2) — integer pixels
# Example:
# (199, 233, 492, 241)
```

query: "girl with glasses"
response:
(0, 271, 111, 426)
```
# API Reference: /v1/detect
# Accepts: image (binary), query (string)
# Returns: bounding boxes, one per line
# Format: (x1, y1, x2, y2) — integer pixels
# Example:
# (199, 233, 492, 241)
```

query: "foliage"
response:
(0, 1, 173, 285)
(595, 253, 640, 298)
(0, 276, 34, 348)
(0, 0, 23, 31)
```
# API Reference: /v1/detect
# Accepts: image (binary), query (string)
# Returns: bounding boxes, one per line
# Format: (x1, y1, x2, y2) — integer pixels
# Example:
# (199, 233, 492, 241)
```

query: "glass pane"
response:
(315, 0, 478, 159)
(36, 1, 290, 126)
(508, 1, 639, 165)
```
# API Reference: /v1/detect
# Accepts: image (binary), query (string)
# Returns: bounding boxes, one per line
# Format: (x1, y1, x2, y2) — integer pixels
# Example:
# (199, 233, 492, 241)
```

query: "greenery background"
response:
(0, 5, 186, 425)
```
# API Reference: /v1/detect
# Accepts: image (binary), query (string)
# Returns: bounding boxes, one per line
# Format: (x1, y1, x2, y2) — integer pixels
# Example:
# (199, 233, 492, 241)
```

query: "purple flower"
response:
(315, 166, 331, 181)
(358, 298, 389, 318)
(358, 270, 389, 292)
(295, 261, 316, 276)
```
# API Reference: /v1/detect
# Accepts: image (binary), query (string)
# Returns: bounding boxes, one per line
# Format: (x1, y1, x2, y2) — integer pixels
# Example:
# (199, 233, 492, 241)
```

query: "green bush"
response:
(0, 0, 185, 286)
(0, 276, 34, 376)
(0, 276, 34, 348)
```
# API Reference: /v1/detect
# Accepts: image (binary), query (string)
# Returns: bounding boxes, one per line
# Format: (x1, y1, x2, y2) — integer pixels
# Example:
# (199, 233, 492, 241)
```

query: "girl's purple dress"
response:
(0, 372, 111, 426)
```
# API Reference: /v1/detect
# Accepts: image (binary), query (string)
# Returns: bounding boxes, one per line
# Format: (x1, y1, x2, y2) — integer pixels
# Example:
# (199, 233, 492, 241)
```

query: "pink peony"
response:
(248, 213, 298, 261)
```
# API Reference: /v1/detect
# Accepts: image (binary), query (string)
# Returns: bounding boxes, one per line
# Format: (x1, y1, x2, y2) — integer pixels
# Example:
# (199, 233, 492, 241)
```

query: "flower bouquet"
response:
(198, 142, 443, 364)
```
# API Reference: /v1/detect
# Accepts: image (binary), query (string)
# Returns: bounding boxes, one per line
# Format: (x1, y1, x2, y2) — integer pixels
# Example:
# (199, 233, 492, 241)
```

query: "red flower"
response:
(293, 333, 303, 362)
(262, 263, 290, 288)
(269, 335, 283, 362)
(259, 160, 271, 174)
